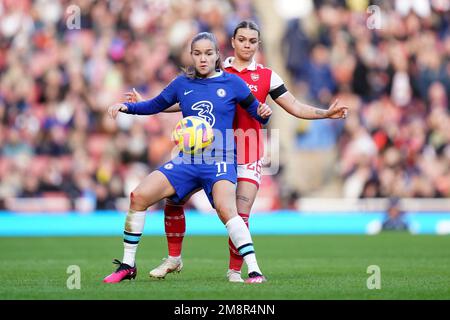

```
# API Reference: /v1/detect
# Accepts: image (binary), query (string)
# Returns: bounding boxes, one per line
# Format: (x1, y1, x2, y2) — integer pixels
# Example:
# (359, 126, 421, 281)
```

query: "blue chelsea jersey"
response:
(163, 72, 256, 127)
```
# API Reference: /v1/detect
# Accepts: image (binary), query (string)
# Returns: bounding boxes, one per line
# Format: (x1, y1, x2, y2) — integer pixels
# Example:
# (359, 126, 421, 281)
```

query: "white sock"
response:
(123, 243, 138, 267)
(122, 209, 146, 267)
(225, 216, 262, 275)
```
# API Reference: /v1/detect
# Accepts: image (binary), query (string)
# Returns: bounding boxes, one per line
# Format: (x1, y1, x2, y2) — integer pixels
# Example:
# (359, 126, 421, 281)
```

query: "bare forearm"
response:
(293, 100, 328, 119)
(276, 93, 328, 119)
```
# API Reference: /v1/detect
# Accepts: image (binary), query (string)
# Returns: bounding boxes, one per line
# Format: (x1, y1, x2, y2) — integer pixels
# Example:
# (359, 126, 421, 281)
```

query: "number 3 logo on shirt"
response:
(191, 100, 216, 126)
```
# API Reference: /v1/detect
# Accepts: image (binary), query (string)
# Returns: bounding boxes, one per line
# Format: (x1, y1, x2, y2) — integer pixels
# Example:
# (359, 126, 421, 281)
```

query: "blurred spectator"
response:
(281, 0, 450, 199)
(382, 198, 409, 231)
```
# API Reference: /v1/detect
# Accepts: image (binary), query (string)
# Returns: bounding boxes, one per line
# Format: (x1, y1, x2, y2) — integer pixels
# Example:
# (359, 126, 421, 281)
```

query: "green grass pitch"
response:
(1, 233, 449, 300)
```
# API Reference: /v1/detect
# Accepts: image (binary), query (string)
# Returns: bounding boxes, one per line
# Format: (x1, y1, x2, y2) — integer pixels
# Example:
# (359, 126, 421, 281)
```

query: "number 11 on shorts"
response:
(216, 162, 227, 176)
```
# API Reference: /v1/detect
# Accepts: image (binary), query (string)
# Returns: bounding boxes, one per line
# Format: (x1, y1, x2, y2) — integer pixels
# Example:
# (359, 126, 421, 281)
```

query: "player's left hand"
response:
(326, 99, 349, 119)
(258, 103, 272, 119)
(124, 88, 143, 103)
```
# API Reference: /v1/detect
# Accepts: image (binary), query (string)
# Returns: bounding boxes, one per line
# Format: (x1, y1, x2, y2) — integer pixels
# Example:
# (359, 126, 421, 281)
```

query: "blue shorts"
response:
(157, 157, 237, 208)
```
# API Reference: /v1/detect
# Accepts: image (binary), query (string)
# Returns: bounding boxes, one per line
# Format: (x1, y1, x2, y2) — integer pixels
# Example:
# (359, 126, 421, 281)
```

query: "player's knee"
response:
(237, 201, 252, 215)
(130, 190, 148, 209)
(215, 202, 235, 217)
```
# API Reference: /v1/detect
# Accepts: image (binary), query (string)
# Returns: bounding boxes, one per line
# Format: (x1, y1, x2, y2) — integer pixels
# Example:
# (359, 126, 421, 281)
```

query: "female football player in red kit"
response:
(129, 21, 348, 282)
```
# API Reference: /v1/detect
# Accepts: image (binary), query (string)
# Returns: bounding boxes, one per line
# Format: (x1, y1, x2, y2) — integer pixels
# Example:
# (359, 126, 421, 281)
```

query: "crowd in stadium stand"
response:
(0, 0, 449, 212)
(281, 0, 449, 199)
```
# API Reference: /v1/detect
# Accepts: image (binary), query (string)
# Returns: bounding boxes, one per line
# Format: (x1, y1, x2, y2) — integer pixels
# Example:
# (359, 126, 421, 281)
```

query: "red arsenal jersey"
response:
(224, 57, 284, 164)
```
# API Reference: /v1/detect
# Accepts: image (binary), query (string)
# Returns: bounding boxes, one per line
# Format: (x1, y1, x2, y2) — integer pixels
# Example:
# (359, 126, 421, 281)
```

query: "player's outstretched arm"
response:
(125, 88, 181, 113)
(275, 91, 349, 120)
(112, 78, 179, 117)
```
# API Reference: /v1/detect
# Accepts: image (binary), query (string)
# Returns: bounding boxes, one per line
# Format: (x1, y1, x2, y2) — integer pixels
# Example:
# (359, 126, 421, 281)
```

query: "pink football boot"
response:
(245, 272, 267, 284)
(103, 259, 137, 283)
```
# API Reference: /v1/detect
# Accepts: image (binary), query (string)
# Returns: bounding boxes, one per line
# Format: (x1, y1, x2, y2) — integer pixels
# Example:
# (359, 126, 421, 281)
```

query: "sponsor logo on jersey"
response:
(247, 84, 258, 92)
(184, 89, 194, 95)
(216, 88, 226, 97)
(191, 100, 216, 126)
(251, 73, 259, 82)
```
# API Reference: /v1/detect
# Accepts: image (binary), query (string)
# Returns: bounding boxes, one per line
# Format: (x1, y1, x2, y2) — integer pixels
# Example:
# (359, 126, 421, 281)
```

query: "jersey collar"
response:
(195, 70, 223, 80)
(207, 70, 223, 78)
(223, 56, 257, 72)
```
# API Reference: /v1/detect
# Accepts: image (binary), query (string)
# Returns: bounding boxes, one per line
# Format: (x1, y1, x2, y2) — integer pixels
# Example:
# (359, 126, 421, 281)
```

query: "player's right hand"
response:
(108, 103, 128, 119)
(124, 88, 143, 103)
(257, 103, 272, 119)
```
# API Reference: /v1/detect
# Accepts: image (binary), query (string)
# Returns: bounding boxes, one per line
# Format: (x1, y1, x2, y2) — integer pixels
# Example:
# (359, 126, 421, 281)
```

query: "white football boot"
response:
(227, 269, 244, 283)
(149, 256, 183, 279)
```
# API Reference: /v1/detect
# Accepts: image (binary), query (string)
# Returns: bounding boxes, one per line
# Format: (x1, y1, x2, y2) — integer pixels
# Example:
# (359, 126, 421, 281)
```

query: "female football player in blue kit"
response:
(103, 32, 272, 284)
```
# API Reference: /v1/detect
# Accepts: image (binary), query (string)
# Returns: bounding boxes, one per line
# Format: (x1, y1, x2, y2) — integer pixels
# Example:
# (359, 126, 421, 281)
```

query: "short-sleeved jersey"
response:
(159, 71, 264, 163)
(224, 57, 285, 164)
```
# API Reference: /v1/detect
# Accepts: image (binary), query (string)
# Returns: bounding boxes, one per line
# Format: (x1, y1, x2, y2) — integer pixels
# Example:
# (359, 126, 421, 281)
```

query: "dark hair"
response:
(232, 20, 261, 39)
(185, 32, 223, 79)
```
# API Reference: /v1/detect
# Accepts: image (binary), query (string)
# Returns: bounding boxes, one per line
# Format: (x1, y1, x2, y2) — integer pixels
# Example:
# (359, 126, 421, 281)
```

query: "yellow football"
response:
(172, 116, 214, 154)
